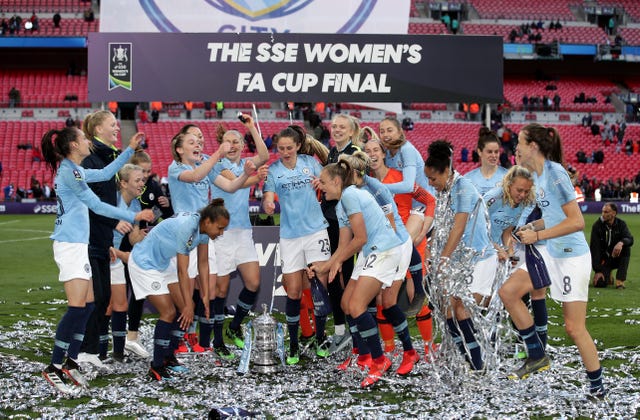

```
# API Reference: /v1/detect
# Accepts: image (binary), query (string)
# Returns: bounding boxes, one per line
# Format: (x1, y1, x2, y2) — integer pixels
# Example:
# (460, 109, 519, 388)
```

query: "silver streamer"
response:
(0, 316, 638, 418)
(1, 222, 638, 418)
(427, 171, 515, 374)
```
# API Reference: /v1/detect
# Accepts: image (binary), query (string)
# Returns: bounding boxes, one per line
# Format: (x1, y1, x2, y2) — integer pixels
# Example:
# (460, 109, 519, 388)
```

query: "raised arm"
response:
(84, 146, 134, 183)
(213, 160, 256, 193)
(240, 114, 270, 167)
(178, 142, 230, 183)
(384, 165, 416, 194)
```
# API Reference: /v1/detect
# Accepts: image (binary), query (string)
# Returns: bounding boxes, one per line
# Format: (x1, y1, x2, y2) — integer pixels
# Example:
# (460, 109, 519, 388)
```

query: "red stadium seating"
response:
(503, 77, 617, 113)
(0, 70, 90, 108)
(601, 0, 640, 23)
(0, 0, 87, 13)
(4, 18, 99, 37)
(467, 0, 578, 21)
(408, 22, 449, 35)
(618, 27, 640, 46)
(2, 120, 639, 192)
(462, 22, 609, 45)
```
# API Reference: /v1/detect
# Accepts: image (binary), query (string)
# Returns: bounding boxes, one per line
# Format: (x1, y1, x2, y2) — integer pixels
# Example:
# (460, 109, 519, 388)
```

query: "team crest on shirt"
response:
(302, 167, 311, 175)
(149, 192, 155, 201)
(486, 197, 496, 207)
(151, 281, 161, 290)
(84, 264, 90, 273)
(186, 235, 194, 248)
(73, 170, 83, 181)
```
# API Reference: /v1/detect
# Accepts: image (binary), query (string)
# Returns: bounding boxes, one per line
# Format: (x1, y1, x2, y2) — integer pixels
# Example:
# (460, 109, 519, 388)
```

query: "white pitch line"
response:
(0, 236, 51, 244)
(0, 220, 20, 225)
(2, 228, 53, 234)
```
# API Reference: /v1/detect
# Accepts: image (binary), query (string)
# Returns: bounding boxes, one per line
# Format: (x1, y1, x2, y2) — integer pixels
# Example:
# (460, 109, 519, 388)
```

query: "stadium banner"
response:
(0, 200, 277, 215)
(227, 226, 287, 312)
(88, 33, 503, 103)
(6, 201, 640, 216)
(99, 0, 410, 35)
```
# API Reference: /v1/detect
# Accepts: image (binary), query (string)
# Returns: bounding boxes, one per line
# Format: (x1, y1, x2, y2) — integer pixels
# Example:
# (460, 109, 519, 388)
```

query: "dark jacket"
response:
(138, 177, 173, 224)
(590, 216, 634, 272)
(82, 138, 121, 259)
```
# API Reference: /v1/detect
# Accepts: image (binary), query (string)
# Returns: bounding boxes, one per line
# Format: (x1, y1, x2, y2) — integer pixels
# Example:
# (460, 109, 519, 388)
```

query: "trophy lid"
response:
(253, 304, 276, 327)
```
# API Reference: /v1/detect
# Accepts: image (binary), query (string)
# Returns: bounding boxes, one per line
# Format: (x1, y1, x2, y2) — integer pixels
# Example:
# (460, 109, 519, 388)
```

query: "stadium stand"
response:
(1, 1, 639, 201)
(408, 22, 449, 35)
(0, 0, 88, 14)
(600, 0, 640, 22)
(461, 22, 609, 45)
(466, 0, 578, 21)
(503, 77, 618, 113)
(0, 70, 89, 108)
(124, 121, 640, 183)
(9, 17, 100, 37)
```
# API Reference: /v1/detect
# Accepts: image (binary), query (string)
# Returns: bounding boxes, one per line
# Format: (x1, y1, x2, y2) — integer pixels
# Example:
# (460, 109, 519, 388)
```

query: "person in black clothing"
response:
(590, 202, 634, 289)
(79, 110, 146, 366)
(118, 151, 173, 357)
(321, 114, 363, 353)
(53, 12, 61, 28)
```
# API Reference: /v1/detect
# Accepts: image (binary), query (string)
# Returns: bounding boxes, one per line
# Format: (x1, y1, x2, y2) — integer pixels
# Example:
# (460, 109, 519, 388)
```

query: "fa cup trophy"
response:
(237, 304, 285, 374)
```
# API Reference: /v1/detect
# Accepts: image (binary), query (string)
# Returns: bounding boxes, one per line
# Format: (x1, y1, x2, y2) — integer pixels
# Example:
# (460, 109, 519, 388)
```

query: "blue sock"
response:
(67, 302, 94, 360)
(285, 298, 301, 353)
(199, 300, 215, 348)
(99, 315, 110, 359)
(354, 311, 383, 360)
(409, 246, 425, 296)
(112, 311, 127, 355)
(531, 299, 548, 348)
(458, 318, 483, 370)
(383, 305, 414, 351)
(446, 318, 465, 355)
(212, 297, 226, 347)
(230, 288, 257, 331)
(314, 312, 327, 342)
(346, 315, 369, 355)
(587, 367, 605, 394)
(192, 289, 202, 335)
(51, 306, 84, 365)
(518, 324, 545, 360)
(153, 320, 172, 369)
(169, 317, 184, 356)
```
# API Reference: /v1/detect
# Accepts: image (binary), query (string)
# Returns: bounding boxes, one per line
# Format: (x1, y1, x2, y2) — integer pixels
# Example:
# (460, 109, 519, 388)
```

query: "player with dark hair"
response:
(126, 200, 230, 381)
(499, 123, 606, 398)
(40, 127, 152, 393)
(262, 125, 331, 365)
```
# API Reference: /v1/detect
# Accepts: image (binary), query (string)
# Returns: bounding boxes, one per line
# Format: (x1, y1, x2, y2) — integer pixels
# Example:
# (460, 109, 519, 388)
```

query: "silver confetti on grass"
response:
(1, 270, 639, 417)
(0, 332, 639, 418)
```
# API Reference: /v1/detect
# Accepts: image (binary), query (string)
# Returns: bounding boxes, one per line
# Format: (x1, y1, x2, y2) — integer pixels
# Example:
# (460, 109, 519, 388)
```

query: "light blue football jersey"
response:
(384, 141, 431, 194)
(450, 175, 494, 255)
(361, 175, 410, 243)
(484, 186, 527, 246)
(112, 192, 141, 250)
(464, 166, 508, 197)
(533, 160, 589, 258)
(336, 185, 402, 256)
(210, 157, 251, 230)
(264, 154, 328, 239)
(131, 212, 209, 271)
(51, 158, 135, 244)
(168, 160, 210, 213)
